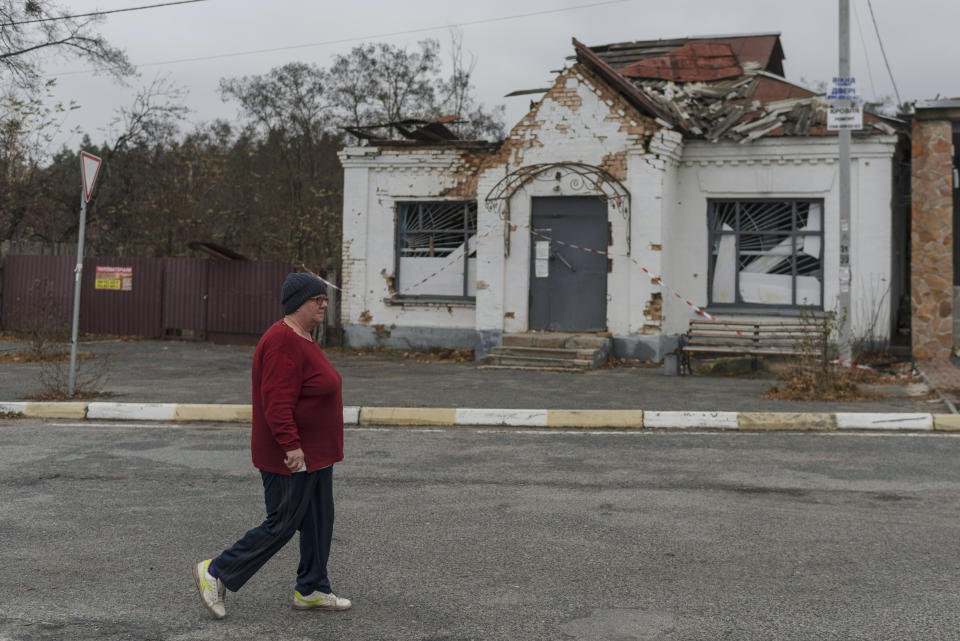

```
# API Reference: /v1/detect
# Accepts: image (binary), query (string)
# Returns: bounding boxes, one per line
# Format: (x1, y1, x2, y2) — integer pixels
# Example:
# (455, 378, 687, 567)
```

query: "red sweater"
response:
(251, 320, 344, 475)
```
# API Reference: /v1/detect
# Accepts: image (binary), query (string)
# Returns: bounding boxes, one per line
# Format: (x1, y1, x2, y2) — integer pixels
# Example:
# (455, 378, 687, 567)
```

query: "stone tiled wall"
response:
(911, 119, 954, 360)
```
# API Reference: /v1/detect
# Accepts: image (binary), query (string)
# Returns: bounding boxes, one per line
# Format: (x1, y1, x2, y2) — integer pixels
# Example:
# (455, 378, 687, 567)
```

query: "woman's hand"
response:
(284, 448, 306, 472)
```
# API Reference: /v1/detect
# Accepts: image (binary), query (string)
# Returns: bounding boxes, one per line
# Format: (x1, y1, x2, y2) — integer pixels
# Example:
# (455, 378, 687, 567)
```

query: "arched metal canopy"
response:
(483, 162, 631, 255)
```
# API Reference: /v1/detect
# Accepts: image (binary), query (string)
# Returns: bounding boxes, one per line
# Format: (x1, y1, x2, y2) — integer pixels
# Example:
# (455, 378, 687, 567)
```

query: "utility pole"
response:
(837, 0, 853, 364)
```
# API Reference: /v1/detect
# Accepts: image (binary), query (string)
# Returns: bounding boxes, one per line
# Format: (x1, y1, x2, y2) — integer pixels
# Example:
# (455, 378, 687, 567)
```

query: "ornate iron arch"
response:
(483, 162, 631, 255)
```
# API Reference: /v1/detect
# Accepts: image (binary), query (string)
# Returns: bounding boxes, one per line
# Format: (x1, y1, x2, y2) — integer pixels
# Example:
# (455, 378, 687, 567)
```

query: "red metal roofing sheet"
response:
(748, 75, 817, 102)
(693, 35, 781, 72)
(617, 42, 741, 82)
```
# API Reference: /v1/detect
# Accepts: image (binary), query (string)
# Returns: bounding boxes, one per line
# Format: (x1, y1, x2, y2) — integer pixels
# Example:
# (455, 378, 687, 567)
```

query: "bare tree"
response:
(0, 0, 133, 90)
(435, 29, 504, 141)
(219, 62, 341, 265)
(107, 74, 189, 153)
(328, 40, 441, 129)
(327, 36, 502, 141)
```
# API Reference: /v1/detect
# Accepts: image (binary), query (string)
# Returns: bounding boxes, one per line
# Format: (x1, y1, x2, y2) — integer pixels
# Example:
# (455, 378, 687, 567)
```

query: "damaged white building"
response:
(338, 33, 907, 361)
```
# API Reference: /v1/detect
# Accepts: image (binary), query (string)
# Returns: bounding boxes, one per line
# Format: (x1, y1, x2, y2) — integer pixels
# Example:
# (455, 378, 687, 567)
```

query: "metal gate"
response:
(529, 196, 607, 331)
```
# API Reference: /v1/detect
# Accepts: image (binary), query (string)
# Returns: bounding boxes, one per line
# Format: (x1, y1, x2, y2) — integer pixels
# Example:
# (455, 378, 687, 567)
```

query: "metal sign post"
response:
(68, 152, 102, 395)
(835, 0, 853, 365)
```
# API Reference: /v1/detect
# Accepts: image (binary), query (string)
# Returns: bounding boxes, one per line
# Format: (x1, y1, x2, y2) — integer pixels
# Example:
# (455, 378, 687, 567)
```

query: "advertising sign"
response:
(827, 76, 863, 131)
(95, 266, 133, 291)
(827, 76, 859, 101)
(827, 105, 863, 130)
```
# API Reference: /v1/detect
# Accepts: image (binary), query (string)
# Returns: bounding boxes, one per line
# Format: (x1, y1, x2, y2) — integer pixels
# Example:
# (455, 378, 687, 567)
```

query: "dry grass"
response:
(0, 350, 96, 364)
(400, 348, 474, 363)
(762, 367, 885, 401)
(690, 351, 916, 402)
(760, 359, 910, 401)
(25, 390, 112, 401)
(599, 357, 658, 369)
(328, 346, 474, 362)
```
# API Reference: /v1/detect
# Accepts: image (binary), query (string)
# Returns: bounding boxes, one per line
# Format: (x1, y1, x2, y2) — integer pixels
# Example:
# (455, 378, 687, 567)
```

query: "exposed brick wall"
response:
(911, 119, 954, 359)
(600, 151, 628, 181)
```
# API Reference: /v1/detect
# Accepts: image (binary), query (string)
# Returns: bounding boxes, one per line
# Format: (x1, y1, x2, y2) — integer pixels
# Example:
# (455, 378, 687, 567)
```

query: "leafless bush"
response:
(766, 305, 866, 400)
(36, 353, 111, 399)
(25, 278, 69, 359)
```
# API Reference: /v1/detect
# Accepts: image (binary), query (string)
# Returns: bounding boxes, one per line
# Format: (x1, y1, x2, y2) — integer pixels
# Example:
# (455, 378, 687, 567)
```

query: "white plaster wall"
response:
(338, 147, 478, 331)
(474, 172, 507, 334)
(627, 131, 683, 336)
(475, 69, 656, 337)
(664, 136, 898, 341)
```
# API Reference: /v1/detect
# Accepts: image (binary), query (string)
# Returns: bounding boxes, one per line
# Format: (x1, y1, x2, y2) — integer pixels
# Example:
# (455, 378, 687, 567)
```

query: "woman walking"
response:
(193, 272, 350, 619)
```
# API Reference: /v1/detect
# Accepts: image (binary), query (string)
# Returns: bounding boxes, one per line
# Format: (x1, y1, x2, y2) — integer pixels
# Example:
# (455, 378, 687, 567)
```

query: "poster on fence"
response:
(94, 266, 133, 291)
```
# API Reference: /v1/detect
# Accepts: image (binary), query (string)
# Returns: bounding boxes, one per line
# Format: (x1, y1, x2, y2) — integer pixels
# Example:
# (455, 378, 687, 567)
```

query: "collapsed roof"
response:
(343, 116, 498, 149)
(575, 34, 898, 142)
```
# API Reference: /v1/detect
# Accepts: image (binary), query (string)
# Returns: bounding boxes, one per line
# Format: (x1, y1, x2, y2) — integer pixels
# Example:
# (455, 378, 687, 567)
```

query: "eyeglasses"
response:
(310, 296, 328, 306)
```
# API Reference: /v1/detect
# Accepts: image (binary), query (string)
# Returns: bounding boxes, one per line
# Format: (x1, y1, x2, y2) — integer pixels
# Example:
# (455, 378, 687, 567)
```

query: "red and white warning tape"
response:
(831, 359, 873, 371)
(306, 222, 871, 349)
(308, 226, 497, 299)
(526, 228, 750, 337)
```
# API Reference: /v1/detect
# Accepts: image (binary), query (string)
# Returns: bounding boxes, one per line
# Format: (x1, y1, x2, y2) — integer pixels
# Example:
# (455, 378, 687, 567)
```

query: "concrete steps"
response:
(480, 332, 611, 371)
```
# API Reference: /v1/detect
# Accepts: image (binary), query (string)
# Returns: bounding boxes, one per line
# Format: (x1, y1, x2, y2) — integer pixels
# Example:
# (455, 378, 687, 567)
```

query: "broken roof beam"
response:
(705, 104, 746, 141)
(572, 37, 681, 130)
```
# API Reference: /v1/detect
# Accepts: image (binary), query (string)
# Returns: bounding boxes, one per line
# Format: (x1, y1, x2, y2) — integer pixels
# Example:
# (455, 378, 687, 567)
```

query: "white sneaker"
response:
(293, 589, 352, 611)
(192, 559, 226, 619)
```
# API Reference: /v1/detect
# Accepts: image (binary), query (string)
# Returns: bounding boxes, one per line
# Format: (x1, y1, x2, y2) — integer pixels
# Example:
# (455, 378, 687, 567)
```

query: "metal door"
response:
(529, 196, 607, 331)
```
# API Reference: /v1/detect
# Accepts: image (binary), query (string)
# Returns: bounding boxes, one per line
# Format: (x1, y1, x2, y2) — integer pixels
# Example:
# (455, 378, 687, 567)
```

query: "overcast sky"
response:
(40, 0, 960, 150)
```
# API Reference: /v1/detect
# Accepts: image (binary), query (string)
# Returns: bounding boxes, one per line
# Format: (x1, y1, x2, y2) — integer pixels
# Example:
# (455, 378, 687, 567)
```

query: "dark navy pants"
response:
(211, 466, 334, 594)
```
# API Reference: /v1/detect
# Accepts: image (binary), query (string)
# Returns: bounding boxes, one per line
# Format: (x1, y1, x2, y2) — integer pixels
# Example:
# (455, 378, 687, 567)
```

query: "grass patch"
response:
(327, 346, 474, 362)
(762, 363, 891, 401)
(400, 348, 474, 362)
(0, 350, 96, 364)
(25, 390, 112, 401)
(599, 357, 658, 369)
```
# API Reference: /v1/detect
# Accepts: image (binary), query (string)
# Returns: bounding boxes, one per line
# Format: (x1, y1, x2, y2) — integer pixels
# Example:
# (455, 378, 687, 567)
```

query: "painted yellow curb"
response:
(174, 404, 252, 422)
(933, 414, 960, 431)
(24, 402, 88, 419)
(359, 407, 456, 426)
(738, 412, 836, 431)
(546, 409, 644, 428)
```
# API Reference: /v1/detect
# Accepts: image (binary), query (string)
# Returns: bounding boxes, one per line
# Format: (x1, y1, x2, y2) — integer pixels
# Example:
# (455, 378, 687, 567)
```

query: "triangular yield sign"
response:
(81, 151, 102, 202)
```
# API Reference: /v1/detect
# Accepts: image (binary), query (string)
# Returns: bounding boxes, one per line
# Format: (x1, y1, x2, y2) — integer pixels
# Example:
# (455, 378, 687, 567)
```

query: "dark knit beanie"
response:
(281, 272, 327, 315)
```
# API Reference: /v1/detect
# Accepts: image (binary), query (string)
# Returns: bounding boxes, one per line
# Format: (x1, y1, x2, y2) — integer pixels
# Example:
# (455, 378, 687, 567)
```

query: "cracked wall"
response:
(339, 62, 677, 348)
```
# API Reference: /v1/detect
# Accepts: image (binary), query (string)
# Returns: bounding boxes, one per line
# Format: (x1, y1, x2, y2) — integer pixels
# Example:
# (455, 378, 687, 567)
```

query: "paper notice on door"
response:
(535, 240, 550, 260)
(535, 258, 549, 278)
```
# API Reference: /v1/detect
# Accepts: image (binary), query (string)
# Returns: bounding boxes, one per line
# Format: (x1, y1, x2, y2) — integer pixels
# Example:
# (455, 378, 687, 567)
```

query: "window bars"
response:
(395, 201, 478, 298)
(708, 199, 824, 309)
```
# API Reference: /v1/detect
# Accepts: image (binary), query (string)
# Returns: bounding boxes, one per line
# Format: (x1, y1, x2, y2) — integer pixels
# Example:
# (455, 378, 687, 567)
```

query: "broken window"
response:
(708, 199, 823, 308)
(395, 201, 477, 298)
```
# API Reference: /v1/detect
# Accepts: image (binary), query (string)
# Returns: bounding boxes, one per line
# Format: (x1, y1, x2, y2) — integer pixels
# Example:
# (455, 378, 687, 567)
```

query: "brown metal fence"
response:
(207, 260, 296, 343)
(162, 258, 209, 335)
(81, 257, 164, 338)
(0, 255, 74, 333)
(1, 255, 298, 344)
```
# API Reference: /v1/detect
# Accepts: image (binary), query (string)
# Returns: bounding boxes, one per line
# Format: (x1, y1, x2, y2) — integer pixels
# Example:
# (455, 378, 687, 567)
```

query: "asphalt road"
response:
(3, 420, 960, 640)
(0, 338, 937, 413)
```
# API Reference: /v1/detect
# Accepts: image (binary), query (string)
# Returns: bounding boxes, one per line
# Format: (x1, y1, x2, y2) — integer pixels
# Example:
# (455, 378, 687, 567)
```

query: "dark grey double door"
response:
(529, 196, 607, 332)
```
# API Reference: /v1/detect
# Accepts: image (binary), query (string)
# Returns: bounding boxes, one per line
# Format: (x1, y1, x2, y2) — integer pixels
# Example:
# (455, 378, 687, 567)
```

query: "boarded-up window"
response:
(708, 199, 823, 308)
(396, 201, 477, 298)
